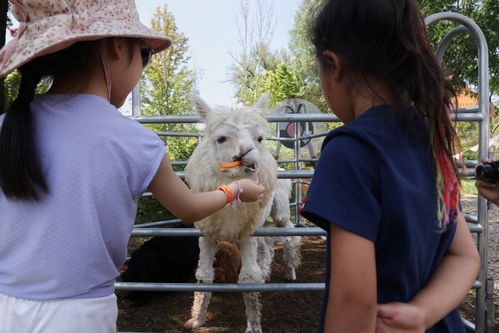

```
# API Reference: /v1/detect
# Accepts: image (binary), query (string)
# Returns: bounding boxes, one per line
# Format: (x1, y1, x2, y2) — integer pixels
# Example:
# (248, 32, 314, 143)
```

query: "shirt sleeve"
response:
(137, 133, 166, 197)
(301, 134, 381, 242)
(110, 118, 167, 201)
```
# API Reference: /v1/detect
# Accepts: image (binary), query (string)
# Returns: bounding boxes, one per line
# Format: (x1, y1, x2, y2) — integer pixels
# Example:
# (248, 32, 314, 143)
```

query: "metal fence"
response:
(116, 12, 494, 333)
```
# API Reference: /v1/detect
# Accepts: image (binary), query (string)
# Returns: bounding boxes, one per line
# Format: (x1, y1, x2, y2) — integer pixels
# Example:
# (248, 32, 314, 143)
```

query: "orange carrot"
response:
(220, 161, 242, 168)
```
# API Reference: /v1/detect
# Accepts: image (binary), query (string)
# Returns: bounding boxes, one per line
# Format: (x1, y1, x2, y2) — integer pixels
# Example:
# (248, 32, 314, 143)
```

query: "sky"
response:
(135, 0, 302, 107)
(5, 0, 302, 114)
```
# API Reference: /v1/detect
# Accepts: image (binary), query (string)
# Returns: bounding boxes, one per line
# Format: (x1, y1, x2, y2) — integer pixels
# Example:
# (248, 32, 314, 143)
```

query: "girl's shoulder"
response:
(323, 105, 428, 154)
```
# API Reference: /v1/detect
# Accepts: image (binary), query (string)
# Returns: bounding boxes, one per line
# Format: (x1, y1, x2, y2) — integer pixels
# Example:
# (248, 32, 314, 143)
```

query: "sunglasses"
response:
(140, 46, 153, 68)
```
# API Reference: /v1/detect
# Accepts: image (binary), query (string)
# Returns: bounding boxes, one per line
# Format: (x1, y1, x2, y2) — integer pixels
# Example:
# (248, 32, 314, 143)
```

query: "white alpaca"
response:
(184, 94, 301, 333)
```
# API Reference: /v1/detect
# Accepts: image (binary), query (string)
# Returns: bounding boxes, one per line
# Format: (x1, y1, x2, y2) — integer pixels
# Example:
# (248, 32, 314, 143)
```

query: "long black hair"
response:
(0, 41, 99, 201)
(311, 0, 461, 224)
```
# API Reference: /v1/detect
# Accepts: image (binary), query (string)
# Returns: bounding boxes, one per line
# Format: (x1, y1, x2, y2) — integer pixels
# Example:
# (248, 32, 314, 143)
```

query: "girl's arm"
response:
(148, 154, 265, 223)
(376, 211, 480, 332)
(325, 224, 377, 332)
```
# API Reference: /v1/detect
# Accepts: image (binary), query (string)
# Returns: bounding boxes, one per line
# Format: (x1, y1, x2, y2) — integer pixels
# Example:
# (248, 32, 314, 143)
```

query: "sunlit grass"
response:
(461, 178, 478, 196)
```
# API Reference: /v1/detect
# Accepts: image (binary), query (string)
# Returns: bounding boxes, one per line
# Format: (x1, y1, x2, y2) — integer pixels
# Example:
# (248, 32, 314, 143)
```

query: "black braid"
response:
(0, 65, 48, 200)
(0, 39, 136, 201)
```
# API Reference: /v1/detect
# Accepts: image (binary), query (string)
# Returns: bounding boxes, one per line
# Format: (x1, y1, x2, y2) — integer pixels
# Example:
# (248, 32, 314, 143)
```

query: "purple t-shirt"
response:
(0, 94, 166, 300)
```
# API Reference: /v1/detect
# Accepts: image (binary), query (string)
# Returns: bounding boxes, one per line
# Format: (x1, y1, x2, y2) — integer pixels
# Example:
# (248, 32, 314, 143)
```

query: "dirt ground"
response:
(117, 196, 498, 333)
(459, 195, 498, 331)
(117, 237, 325, 333)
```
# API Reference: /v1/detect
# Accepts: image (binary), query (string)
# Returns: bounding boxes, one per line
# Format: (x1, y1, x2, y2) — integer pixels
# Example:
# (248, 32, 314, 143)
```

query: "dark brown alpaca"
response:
(213, 241, 241, 283)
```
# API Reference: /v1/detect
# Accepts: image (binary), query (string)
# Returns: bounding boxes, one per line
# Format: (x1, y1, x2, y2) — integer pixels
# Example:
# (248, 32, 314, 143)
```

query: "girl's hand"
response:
(232, 179, 265, 202)
(475, 179, 499, 202)
(476, 158, 499, 203)
(376, 302, 426, 333)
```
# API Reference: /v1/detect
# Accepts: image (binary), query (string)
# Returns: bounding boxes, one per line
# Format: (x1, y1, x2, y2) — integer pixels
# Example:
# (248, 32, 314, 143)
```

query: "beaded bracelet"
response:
(231, 181, 243, 204)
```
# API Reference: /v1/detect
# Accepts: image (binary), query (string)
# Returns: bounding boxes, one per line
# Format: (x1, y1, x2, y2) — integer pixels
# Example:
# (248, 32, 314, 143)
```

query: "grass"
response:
(461, 178, 479, 196)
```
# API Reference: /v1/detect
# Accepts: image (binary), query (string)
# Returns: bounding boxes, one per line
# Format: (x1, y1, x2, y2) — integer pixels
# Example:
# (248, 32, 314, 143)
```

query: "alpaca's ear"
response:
(191, 94, 211, 119)
(254, 93, 270, 111)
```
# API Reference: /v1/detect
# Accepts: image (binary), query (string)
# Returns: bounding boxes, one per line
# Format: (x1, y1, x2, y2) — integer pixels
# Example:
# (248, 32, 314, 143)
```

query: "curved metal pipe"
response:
(425, 12, 490, 333)
(435, 25, 469, 63)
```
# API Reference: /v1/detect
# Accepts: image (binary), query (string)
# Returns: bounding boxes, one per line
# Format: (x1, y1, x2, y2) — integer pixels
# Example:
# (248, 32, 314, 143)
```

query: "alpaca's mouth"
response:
(243, 163, 257, 173)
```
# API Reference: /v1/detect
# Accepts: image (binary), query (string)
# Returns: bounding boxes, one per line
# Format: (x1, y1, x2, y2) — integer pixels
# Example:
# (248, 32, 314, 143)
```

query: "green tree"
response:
(3, 70, 50, 110)
(287, 0, 498, 113)
(257, 63, 302, 106)
(3, 70, 20, 109)
(135, 5, 200, 224)
(230, 42, 284, 105)
(141, 5, 197, 119)
(288, 0, 327, 112)
(139, 5, 199, 164)
(416, 0, 499, 160)
(228, 0, 285, 106)
(417, 0, 499, 99)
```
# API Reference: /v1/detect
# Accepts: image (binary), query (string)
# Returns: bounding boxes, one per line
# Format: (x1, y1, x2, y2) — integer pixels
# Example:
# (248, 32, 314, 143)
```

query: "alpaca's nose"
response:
(233, 147, 254, 161)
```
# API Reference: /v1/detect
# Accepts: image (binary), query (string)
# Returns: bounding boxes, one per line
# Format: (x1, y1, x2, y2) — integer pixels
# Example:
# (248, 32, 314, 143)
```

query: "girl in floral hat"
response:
(0, 1, 264, 332)
(300, 0, 480, 332)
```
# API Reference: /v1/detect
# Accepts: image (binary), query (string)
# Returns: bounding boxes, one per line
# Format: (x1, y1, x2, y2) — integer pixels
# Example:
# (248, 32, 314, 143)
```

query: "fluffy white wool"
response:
(185, 98, 277, 241)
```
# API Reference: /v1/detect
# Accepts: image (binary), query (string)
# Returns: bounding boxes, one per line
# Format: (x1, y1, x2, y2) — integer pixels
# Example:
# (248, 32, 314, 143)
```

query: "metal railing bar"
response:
(462, 317, 476, 332)
(458, 168, 476, 177)
(115, 282, 325, 292)
(276, 159, 319, 164)
(267, 132, 329, 141)
(143, 168, 479, 179)
(131, 227, 327, 237)
(436, 25, 470, 63)
(455, 105, 479, 113)
(155, 131, 202, 138)
(130, 226, 480, 237)
(134, 220, 183, 228)
(465, 215, 478, 224)
(134, 112, 481, 124)
(468, 224, 483, 233)
(460, 160, 479, 168)
(115, 280, 481, 293)
(426, 12, 490, 332)
(155, 170, 317, 181)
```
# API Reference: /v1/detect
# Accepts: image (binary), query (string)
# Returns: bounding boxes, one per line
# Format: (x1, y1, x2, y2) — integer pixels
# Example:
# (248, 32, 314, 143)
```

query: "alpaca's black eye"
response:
(217, 137, 227, 144)
(257, 136, 263, 143)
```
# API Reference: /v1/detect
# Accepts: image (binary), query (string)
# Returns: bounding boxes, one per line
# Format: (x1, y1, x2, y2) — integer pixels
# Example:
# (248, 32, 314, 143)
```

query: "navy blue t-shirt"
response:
(301, 105, 464, 333)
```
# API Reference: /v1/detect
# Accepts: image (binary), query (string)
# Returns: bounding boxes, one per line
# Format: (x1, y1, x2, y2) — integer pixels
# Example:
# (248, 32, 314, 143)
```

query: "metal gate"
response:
(117, 12, 494, 333)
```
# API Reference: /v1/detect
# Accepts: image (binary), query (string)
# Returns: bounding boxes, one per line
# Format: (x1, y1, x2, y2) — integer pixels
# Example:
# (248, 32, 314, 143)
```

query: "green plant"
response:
(460, 178, 479, 195)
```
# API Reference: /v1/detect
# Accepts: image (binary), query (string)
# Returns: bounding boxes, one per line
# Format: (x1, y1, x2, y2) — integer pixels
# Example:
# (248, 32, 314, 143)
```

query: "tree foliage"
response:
(3, 70, 50, 110)
(228, 0, 327, 111)
(416, 0, 499, 159)
(139, 5, 199, 163)
(288, 0, 327, 112)
(3, 71, 20, 109)
(284, 0, 498, 112)
(229, 42, 284, 105)
(232, 0, 498, 160)
(140, 5, 197, 120)
(417, 0, 499, 98)
(228, 0, 286, 106)
(257, 63, 302, 106)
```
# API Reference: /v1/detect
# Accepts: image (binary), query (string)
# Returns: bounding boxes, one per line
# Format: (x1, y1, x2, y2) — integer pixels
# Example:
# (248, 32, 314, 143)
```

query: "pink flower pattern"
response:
(0, 0, 171, 77)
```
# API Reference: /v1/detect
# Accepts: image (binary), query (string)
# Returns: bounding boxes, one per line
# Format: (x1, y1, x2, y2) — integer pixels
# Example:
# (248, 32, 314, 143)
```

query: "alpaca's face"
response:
(193, 95, 271, 178)
(208, 111, 266, 177)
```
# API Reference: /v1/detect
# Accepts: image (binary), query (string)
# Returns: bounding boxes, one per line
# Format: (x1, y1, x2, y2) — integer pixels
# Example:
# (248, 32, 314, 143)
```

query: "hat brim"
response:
(0, 17, 171, 77)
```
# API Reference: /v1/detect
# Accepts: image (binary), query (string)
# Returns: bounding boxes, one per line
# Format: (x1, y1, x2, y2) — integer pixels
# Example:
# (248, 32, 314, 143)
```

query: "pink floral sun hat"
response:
(0, 0, 172, 78)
